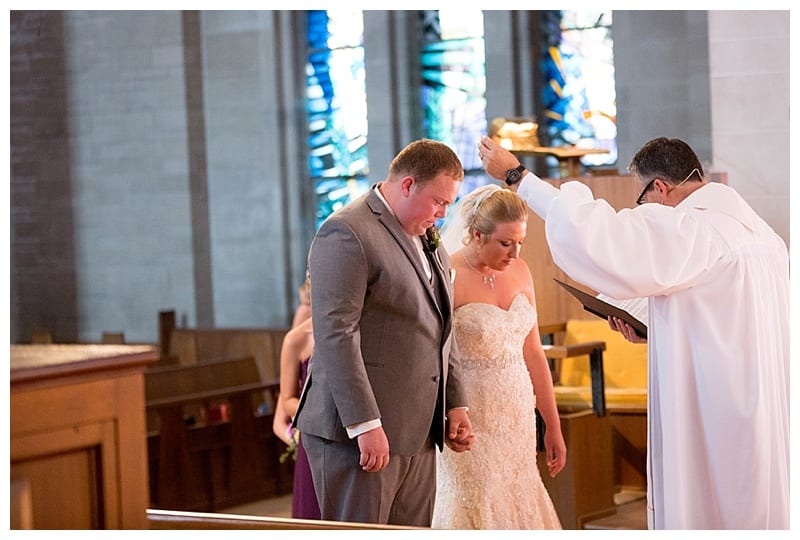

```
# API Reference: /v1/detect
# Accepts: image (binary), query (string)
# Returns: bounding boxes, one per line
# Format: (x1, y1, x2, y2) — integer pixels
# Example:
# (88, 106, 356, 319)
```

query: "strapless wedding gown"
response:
(432, 293, 562, 529)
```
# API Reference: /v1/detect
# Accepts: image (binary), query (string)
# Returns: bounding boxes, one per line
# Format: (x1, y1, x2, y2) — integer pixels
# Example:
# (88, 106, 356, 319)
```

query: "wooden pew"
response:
(145, 356, 293, 512)
(156, 310, 289, 379)
(166, 327, 289, 380)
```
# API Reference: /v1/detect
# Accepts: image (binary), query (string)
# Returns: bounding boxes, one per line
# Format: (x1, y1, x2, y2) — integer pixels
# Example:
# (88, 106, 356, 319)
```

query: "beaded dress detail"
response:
(432, 293, 562, 529)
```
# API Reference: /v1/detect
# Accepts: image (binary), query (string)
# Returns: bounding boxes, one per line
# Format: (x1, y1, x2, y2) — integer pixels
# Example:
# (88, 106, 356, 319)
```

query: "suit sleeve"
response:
(444, 334, 468, 410)
(439, 248, 468, 410)
(308, 218, 381, 427)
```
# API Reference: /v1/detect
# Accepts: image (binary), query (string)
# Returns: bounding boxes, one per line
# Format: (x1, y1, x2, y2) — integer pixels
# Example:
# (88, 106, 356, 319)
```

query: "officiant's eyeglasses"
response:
(636, 168, 701, 205)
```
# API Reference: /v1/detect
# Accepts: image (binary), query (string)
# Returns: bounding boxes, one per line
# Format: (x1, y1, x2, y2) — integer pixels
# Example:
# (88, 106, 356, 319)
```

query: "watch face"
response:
(505, 166, 523, 185)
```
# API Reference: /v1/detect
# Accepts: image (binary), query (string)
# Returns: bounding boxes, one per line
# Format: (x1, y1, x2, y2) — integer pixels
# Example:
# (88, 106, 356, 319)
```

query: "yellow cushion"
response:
(556, 319, 647, 410)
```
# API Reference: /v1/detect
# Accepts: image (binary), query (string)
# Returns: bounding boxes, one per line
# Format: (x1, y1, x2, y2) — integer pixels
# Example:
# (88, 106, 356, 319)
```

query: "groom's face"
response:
(398, 173, 461, 236)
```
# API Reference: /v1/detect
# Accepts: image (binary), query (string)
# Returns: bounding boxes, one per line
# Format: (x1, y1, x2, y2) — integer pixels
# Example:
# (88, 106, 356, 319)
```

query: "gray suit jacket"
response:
(295, 188, 467, 456)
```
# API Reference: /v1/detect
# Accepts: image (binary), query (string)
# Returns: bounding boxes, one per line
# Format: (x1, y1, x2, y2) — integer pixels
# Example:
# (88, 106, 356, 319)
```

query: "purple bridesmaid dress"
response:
(292, 357, 321, 520)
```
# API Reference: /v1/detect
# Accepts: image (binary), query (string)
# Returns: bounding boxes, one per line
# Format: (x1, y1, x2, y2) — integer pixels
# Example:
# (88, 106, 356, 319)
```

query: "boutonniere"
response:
(424, 226, 441, 252)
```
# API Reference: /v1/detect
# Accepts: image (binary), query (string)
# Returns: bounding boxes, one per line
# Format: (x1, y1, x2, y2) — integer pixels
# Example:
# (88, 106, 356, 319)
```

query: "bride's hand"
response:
(445, 409, 475, 452)
(544, 429, 567, 478)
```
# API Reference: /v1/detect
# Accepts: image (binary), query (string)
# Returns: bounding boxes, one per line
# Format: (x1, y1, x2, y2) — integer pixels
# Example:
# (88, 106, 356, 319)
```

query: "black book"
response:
(554, 278, 648, 339)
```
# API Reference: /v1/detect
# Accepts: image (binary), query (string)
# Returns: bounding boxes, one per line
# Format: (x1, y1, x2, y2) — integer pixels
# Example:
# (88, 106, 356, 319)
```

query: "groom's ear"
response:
(400, 176, 415, 196)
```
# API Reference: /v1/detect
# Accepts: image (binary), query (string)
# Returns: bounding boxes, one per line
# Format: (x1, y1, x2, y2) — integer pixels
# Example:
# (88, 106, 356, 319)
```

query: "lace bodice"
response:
(454, 293, 537, 369)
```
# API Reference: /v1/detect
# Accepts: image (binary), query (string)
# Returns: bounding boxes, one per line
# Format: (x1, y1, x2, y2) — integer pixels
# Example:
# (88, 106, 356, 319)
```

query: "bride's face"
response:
(477, 220, 527, 271)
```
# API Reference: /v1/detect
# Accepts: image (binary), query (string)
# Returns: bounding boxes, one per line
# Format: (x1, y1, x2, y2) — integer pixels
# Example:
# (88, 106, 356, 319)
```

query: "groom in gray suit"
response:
(295, 139, 474, 526)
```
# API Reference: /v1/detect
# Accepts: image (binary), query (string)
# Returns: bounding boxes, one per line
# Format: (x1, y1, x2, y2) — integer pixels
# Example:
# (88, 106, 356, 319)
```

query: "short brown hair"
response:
(388, 139, 464, 185)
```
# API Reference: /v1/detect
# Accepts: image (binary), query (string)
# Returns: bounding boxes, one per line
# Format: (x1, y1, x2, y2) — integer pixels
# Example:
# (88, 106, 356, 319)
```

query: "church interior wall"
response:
(8, 10, 790, 344)
(708, 10, 790, 244)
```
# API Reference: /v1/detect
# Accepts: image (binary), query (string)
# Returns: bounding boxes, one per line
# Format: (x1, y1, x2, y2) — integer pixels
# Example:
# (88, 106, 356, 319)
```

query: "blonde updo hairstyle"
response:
(459, 185, 529, 246)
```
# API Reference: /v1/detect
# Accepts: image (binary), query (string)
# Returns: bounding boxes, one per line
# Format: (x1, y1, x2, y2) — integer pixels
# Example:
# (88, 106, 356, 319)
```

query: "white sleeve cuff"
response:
(346, 418, 382, 438)
(516, 171, 559, 219)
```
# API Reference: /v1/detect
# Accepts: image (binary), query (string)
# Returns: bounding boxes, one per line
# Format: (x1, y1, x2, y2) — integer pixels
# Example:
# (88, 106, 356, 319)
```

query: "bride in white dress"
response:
(432, 185, 566, 529)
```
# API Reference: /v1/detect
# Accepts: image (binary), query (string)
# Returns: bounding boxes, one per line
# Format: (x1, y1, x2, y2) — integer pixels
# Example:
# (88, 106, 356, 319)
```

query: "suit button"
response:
(431, 375, 439, 382)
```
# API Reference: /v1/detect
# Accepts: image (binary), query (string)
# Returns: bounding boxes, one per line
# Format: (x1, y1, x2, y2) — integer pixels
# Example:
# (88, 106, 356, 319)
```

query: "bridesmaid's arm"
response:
(272, 395, 293, 445)
(279, 318, 313, 418)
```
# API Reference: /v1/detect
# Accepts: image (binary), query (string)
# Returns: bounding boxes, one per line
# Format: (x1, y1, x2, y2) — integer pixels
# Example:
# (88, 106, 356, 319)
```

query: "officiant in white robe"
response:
(477, 136, 789, 530)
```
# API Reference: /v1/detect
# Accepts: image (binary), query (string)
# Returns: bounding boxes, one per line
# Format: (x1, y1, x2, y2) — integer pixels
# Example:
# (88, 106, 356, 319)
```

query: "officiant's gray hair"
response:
(459, 185, 528, 245)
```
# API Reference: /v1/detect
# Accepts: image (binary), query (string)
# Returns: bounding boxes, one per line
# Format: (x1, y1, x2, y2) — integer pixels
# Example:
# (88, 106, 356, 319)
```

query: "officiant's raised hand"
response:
(478, 136, 523, 184)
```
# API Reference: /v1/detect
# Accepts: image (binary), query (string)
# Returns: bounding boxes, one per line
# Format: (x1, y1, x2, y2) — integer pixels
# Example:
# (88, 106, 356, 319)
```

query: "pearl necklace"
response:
(462, 252, 496, 290)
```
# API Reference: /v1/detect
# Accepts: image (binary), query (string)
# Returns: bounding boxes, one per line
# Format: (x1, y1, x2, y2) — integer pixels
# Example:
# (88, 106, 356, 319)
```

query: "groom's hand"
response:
(357, 426, 390, 472)
(445, 408, 475, 452)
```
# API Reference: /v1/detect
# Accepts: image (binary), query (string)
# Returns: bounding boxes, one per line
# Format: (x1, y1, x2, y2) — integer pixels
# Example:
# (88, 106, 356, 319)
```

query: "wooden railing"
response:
(146, 509, 421, 530)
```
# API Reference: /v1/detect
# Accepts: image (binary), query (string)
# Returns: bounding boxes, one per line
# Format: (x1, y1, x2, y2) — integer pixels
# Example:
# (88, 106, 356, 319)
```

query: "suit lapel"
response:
(366, 190, 443, 315)
(426, 247, 453, 330)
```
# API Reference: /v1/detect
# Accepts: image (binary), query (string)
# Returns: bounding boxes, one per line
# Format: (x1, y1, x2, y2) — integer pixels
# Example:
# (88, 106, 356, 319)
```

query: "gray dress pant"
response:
(302, 432, 436, 527)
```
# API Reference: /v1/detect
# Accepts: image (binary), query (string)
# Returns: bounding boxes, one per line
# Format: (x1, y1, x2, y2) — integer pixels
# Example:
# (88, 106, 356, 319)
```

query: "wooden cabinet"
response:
(10, 345, 156, 529)
(537, 410, 616, 529)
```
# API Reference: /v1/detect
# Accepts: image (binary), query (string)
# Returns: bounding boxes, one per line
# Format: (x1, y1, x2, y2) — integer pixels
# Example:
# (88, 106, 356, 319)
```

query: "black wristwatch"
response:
(504, 164, 526, 186)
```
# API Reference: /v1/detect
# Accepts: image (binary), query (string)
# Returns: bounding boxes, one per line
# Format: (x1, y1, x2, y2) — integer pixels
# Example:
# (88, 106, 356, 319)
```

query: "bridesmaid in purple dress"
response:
(274, 304, 320, 519)
(290, 356, 320, 519)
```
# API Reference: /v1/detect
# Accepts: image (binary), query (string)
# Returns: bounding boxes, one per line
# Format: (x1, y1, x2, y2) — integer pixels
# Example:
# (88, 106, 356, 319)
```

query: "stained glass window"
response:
(420, 10, 488, 199)
(541, 10, 617, 167)
(306, 10, 369, 228)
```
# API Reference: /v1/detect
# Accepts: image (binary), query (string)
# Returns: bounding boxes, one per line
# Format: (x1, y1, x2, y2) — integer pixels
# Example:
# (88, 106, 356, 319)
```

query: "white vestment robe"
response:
(517, 175, 789, 529)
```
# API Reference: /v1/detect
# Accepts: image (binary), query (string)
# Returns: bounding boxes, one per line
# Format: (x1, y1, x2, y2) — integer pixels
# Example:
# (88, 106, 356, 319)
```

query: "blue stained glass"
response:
(315, 178, 371, 229)
(307, 10, 329, 43)
(306, 10, 369, 227)
(541, 10, 617, 167)
(420, 11, 487, 174)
